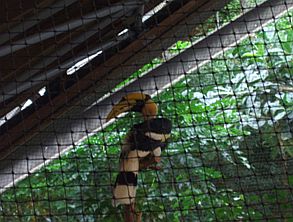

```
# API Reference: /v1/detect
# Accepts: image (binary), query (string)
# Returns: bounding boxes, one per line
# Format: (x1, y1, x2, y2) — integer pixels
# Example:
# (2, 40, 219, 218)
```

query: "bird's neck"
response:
(141, 101, 158, 120)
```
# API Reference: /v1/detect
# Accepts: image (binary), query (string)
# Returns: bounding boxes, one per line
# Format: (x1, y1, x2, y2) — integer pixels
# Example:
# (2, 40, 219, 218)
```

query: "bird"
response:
(106, 92, 172, 222)
(112, 118, 172, 205)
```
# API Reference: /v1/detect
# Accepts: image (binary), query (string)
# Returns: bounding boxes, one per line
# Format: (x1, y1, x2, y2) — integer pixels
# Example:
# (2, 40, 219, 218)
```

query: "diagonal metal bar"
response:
(0, 0, 78, 45)
(0, 1, 142, 57)
(0, 0, 163, 117)
(0, 0, 190, 106)
(0, 9, 136, 103)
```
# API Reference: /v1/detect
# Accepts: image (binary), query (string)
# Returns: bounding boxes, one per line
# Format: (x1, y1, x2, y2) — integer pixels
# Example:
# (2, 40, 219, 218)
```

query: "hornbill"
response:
(106, 92, 172, 222)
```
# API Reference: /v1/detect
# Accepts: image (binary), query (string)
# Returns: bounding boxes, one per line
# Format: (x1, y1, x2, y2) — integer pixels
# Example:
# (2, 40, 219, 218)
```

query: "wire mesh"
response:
(0, 0, 293, 221)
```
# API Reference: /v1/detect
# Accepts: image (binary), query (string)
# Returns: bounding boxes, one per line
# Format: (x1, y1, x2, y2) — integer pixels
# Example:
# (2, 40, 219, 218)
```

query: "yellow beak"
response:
(106, 93, 151, 121)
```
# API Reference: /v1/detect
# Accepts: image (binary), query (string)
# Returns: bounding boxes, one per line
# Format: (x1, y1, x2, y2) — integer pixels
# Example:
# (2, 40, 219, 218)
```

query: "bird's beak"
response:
(106, 93, 150, 121)
(106, 99, 136, 121)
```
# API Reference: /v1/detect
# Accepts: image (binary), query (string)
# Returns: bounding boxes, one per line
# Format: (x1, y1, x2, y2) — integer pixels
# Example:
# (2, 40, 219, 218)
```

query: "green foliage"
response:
(1, 5, 293, 222)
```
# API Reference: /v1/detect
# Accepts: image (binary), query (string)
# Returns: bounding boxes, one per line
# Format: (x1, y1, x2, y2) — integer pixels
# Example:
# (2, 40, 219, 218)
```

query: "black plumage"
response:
(129, 118, 172, 152)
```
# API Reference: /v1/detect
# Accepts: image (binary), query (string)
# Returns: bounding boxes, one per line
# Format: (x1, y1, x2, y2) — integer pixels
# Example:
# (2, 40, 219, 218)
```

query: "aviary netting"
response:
(0, 0, 293, 221)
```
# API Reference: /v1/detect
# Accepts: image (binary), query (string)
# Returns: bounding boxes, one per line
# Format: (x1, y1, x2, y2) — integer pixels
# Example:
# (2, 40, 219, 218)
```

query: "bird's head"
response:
(106, 92, 158, 121)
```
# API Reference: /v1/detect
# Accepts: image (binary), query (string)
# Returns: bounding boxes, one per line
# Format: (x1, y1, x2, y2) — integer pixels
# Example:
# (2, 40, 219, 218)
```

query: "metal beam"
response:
(0, 0, 162, 117)
(0, 9, 136, 103)
(0, 0, 201, 149)
(0, 31, 133, 118)
(0, 0, 142, 88)
(0, 2, 141, 57)
(0, 0, 78, 45)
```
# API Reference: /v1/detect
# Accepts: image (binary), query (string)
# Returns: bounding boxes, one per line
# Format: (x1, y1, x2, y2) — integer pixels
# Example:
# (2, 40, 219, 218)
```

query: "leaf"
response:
(281, 132, 292, 140)
(193, 92, 204, 101)
(268, 48, 285, 54)
(247, 119, 259, 129)
(245, 70, 262, 83)
(282, 40, 293, 54)
(241, 52, 256, 58)
(273, 111, 286, 121)
(284, 92, 293, 104)
(288, 111, 293, 120)
(231, 72, 245, 84)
